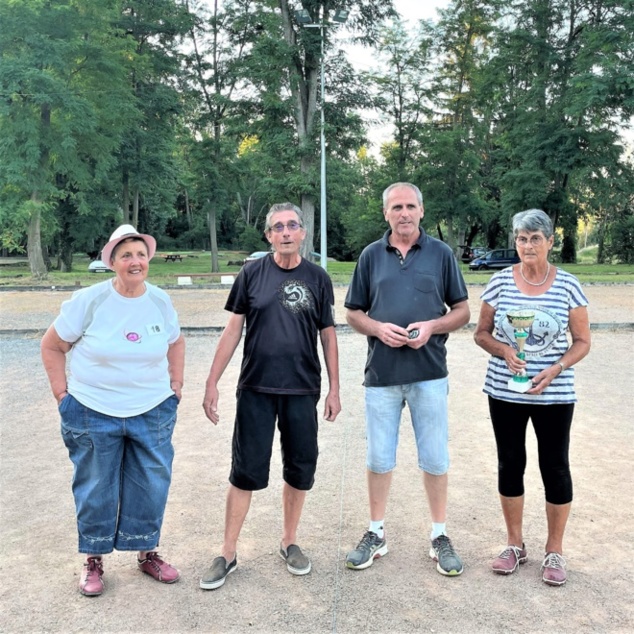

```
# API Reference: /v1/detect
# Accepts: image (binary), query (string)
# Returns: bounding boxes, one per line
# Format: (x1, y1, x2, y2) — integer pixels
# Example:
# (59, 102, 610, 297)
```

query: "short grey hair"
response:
(265, 202, 304, 232)
(512, 209, 554, 239)
(382, 182, 423, 207)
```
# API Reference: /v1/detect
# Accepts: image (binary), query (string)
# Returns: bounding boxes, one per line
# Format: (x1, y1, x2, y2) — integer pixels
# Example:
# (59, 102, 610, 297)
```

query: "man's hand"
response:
(202, 384, 220, 425)
(405, 321, 434, 349)
(323, 391, 341, 422)
(376, 322, 409, 348)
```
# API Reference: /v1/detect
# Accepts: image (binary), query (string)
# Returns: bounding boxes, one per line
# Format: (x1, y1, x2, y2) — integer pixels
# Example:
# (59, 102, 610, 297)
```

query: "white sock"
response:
(431, 522, 446, 540)
(369, 520, 385, 539)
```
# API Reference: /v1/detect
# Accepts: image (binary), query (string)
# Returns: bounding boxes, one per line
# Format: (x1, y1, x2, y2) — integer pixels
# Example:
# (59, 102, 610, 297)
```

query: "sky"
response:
(347, 0, 449, 71)
(393, 0, 450, 23)
(198, 2, 631, 149)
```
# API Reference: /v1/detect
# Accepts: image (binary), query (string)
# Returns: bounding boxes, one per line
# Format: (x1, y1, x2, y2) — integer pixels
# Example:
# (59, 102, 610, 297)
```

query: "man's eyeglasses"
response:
(515, 235, 545, 246)
(269, 221, 302, 233)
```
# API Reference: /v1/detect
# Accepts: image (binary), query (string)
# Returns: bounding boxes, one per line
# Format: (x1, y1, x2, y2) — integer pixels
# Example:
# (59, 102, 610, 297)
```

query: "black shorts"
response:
(229, 390, 319, 492)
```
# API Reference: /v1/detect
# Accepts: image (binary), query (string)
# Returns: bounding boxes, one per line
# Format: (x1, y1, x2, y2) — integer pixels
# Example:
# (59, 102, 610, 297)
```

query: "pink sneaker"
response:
(137, 552, 180, 584)
(492, 544, 527, 574)
(541, 552, 567, 586)
(79, 556, 104, 596)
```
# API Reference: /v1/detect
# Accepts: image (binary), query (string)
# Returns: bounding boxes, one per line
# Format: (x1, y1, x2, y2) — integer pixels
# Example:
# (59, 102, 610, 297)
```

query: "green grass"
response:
(577, 245, 599, 264)
(1, 251, 633, 287)
(461, 262, 634, 284)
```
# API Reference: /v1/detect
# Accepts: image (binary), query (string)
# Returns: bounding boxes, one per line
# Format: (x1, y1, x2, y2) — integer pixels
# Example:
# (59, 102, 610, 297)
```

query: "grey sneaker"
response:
(279, 543, 311, 575)
(429, 535, 464, 576)
(345, 531, 388, 570)
(199, 556, 237, 590)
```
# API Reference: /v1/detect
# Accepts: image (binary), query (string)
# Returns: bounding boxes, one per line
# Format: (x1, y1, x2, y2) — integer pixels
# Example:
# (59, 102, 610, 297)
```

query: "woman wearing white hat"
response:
(41, 225, 185, 597)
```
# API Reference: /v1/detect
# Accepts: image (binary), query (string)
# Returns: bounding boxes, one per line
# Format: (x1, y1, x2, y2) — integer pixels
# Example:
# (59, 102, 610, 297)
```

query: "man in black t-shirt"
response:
(200, 203, 341, 590)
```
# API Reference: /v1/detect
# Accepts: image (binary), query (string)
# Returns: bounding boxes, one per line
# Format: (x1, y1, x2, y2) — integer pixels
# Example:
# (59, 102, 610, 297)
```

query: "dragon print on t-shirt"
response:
(496, 305, 564, 358)
(278, 279, 315, 314)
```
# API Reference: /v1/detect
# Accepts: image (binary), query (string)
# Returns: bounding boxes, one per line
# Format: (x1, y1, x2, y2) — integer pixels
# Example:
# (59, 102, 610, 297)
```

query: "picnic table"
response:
(163, 254, 183, 262)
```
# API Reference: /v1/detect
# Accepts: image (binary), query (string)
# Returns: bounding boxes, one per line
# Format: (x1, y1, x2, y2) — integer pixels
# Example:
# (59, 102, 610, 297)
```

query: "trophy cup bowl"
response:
(506, 309, 536, 393)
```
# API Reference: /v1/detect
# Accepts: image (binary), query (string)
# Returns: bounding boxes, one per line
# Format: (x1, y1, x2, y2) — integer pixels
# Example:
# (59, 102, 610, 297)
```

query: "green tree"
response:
(418, 0, 499, 251)
(278, 0, 396, 256)
(0, 0, 133, 277)
(365, 20, 434, 180)
(483, 0, 634, 261)
(116, 0, 193, 235)
(183, 0, 269, 270)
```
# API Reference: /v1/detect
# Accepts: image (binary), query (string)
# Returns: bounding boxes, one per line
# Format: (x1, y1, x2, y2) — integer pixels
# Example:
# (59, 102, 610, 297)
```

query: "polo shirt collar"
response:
(382, 227, 428, 252)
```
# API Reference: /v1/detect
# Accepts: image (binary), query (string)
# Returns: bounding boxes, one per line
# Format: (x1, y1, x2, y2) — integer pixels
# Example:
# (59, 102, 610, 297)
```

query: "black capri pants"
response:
(488, 396, 575, 505)
(229, 390, 319, 492)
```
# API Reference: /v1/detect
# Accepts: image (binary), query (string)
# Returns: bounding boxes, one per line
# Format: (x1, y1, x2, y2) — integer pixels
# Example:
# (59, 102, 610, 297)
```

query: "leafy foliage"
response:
(1, 0, 633, 275)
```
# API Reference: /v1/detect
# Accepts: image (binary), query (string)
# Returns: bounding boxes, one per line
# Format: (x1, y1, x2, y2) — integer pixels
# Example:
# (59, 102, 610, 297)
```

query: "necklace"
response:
(519, 262, 551, 287)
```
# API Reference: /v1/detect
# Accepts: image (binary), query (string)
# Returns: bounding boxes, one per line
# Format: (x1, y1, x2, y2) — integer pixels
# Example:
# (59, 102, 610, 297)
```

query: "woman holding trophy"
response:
(474, 209, 591, 586)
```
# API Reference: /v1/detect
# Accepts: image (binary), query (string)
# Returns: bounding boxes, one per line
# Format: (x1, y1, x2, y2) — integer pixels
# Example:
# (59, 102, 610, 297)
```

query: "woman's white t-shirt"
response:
(54, 280, 181, 416)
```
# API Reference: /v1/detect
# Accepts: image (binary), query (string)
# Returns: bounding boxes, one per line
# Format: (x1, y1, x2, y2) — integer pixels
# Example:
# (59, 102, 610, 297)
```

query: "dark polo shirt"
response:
(345, 228, 468, 386)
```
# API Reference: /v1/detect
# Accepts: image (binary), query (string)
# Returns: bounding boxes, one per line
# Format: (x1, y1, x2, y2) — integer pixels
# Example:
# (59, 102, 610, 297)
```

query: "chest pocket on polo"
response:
(413, 272, 439, 294)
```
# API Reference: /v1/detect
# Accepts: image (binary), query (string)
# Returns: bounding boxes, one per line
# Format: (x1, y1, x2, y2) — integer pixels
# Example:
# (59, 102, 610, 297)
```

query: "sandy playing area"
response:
(0, 284, 632, 633)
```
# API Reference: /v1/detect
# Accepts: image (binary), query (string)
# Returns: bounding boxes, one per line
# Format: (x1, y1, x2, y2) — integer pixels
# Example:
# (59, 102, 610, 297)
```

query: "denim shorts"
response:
(230, 390, 319, 492)
(365, 378, 449, 475)
(59, 393, 178, 554)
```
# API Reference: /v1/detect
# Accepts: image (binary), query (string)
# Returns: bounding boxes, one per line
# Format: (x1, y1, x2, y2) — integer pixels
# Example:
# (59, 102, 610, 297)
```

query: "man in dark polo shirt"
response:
(199, 202, 341, 590)
(344, 182, 470, 576)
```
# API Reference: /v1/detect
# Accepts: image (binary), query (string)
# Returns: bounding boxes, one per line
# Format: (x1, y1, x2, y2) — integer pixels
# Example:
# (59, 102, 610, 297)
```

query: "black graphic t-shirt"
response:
(225, 254, 335, 394)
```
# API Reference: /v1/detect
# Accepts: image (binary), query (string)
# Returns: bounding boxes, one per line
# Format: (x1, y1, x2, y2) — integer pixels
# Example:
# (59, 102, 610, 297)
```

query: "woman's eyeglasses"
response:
(515, 235, 545, 246)
(269, 221, 302, 233)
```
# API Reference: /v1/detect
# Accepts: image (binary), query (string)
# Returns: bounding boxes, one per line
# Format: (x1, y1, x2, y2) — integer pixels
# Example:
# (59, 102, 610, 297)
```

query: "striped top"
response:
(480, 267, 588, 404)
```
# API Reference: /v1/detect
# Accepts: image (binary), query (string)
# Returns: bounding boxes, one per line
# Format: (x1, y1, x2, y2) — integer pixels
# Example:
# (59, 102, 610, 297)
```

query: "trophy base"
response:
(508, 377, 533, 393)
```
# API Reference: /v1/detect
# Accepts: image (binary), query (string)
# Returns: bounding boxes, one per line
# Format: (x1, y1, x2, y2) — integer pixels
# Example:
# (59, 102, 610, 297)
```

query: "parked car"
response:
(243, 251, 269, 265)
(460, 246, 487, 263)
(468, 248, 520, 271)
(88, 259, 110, 273)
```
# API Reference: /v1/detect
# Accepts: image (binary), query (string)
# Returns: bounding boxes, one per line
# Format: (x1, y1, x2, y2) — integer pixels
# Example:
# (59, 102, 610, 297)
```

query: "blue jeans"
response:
(59, 394, 178, 554)
(365, 378, 449, 475)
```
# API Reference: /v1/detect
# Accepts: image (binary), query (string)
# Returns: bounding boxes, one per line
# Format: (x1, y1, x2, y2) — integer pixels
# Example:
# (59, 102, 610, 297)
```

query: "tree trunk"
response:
(184, 189, 192, 230)
(300, 155, 316, 257)
(207, 205, 219, 272)
(300, 194, 316, 258)
(445, 221, 456, 250)
(132, 187, 140, 228)
(27, 193, 48, 280)
(596, 212, 609, 264)
(122, 172, 131, 224)
(279, 0, 319, 258)
(27, 103, 50, 280)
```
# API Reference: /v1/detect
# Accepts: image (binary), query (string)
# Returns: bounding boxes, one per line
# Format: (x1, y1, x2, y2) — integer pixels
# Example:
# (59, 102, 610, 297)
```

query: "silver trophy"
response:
(506, 309, 535, 393)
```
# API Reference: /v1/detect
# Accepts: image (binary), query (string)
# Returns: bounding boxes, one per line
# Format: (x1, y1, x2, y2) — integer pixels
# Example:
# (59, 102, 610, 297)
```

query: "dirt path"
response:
(0, 284, 632, 330)
(0, 287, 633, 633)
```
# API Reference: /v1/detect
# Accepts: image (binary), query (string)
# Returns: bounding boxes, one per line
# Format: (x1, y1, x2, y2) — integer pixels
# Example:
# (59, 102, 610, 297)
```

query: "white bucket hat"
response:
(101, 224, 157, 271)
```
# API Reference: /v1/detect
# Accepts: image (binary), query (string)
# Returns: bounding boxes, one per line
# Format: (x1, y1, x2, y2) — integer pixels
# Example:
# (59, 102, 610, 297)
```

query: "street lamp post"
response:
(295, 8, 349, 270)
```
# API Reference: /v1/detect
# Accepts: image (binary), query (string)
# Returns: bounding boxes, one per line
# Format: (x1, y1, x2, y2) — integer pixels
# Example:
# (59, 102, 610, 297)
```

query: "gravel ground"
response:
(0, 283, 632, 330)
(0, 285, 633, 633)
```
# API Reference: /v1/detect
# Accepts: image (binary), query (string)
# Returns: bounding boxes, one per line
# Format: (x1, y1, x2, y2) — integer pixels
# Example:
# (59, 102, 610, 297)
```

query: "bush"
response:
(607, 211, 634, 264)
(235, 225, 267, 252)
